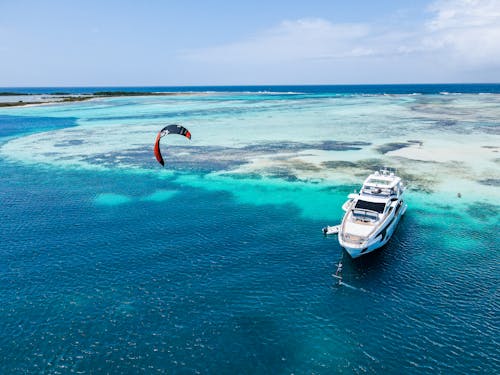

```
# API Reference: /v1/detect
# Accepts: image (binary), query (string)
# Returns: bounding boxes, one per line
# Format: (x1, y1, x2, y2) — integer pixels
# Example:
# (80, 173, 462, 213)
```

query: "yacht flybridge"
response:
(338, 169, 407, 258)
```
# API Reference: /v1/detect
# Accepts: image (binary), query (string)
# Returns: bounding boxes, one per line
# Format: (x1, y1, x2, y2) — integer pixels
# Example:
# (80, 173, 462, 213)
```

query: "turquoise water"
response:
(0, 86, 499, 373)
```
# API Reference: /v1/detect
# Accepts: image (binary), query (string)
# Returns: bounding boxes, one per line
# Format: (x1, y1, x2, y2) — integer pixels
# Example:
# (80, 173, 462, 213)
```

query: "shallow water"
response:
(0, 86, 499, 373)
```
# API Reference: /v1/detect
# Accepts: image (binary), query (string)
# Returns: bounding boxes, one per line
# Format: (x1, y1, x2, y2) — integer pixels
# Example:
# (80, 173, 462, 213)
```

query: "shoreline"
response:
(3, 85, 500, 107)
(0, 91, 194, 107)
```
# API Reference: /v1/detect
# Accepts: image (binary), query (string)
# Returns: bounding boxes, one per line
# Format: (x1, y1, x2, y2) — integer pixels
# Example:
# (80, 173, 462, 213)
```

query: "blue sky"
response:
(1, 0, 499, 86)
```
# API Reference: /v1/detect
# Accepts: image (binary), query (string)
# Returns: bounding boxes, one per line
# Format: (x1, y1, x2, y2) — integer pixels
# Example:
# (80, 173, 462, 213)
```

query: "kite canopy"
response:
(154, 124, 192, 166)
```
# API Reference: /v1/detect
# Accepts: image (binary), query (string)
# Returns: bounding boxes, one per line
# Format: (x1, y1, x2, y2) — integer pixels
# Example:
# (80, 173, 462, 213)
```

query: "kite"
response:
(153, 124, 191, 166)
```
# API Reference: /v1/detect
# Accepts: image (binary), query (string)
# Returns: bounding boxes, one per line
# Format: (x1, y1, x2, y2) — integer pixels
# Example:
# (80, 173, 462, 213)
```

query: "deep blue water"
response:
(0, 115, 78, 138)
(0, 85, 499, 374)
(3, 83, 500, 95)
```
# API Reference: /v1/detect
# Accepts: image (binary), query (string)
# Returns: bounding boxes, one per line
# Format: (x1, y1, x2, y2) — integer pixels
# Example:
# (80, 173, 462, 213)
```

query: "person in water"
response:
(335, 262, 343, 277)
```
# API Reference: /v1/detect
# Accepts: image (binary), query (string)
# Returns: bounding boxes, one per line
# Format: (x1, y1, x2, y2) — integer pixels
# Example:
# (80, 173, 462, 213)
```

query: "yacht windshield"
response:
(355, 200, 386, 213)
(367, 178, 390, 186)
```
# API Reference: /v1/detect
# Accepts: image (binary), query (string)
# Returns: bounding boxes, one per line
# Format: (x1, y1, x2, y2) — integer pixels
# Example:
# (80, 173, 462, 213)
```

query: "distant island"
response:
(0, 91, 185, 107)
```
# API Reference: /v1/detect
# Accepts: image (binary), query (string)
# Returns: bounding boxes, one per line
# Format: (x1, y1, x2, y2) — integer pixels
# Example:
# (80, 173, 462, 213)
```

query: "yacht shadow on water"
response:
(334, 226, 408, 290)
(339, 246, 387, 279)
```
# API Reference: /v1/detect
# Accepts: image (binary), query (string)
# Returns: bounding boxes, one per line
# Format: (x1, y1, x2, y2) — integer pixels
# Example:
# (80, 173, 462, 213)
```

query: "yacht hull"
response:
(340, 202, 406, 258)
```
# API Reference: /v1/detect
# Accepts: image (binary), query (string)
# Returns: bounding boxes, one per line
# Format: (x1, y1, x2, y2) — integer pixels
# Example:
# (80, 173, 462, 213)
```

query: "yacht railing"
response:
(361, 187, 396, 198)
(341, 206, 395, 246)
(341, 232, 368, 246)
(340, 209, 375, 246)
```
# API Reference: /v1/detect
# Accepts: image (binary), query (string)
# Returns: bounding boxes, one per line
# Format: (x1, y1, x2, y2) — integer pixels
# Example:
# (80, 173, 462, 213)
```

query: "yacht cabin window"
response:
(354, 200, 386, 213)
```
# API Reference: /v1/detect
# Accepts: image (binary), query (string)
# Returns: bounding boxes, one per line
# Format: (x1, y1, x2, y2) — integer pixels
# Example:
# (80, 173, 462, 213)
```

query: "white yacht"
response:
(338, 168, 407, 258)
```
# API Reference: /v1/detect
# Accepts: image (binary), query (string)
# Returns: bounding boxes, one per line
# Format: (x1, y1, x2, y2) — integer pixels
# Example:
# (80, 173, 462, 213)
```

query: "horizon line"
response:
(2, 82, 500, 89)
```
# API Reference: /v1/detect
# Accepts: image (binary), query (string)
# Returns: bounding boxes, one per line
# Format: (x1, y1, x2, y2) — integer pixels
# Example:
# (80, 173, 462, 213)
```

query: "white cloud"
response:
(180, 18, 375, 64)
(424, 0, 500, 66)
(178, 1, 500, 83)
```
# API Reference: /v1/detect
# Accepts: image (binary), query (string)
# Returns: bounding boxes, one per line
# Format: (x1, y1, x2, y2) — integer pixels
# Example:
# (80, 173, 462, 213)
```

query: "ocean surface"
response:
(0, 84, 498, 374)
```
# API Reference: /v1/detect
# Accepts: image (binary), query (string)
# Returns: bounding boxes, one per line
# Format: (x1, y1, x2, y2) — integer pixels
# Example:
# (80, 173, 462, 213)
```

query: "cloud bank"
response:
(425, 0, 500, 66)
(180, 0, 500, 83)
